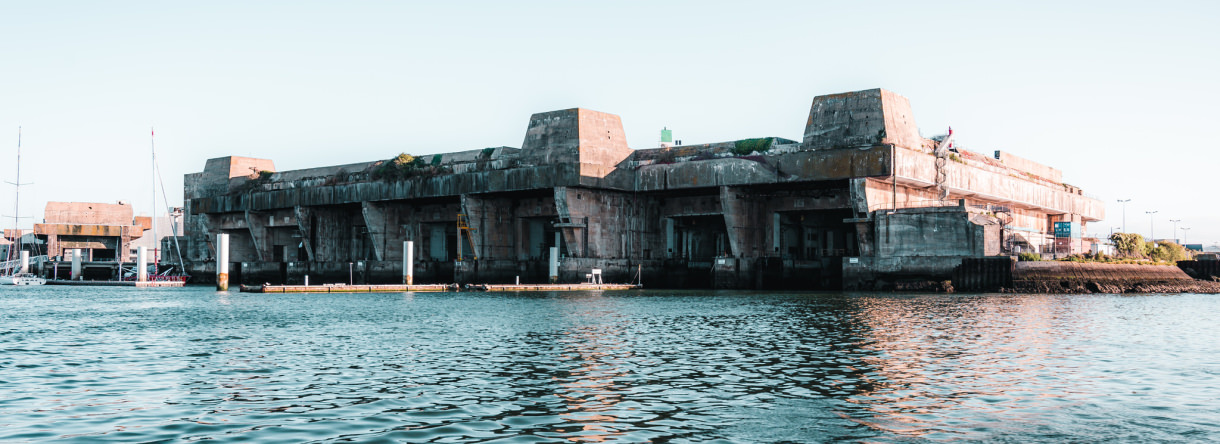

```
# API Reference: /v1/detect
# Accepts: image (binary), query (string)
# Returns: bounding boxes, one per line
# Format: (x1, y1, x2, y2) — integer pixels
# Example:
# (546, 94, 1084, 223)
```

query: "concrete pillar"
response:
(137, 246, 148, 282)
(244, 210, 270, 261)
(71, 249, 82, 280)
(684, 231, 692, 259)
(854, 222, 875, 257)
(294, 206, 316, 261)
(404, 240, 414, 285)
(773, 213, 782, 255)
(19, 250, 28, 274)
(216, 233, 230, 291)
(549, 246, 559, 283)
(665, 218, 674, 258)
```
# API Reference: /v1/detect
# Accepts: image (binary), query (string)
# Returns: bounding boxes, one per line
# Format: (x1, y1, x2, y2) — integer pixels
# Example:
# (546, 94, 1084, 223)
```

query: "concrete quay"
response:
(244, 284, 452, 293)
(182, 88, 1104, 291)
(45, 279, 186, 287)
(242, 283, 639, 293)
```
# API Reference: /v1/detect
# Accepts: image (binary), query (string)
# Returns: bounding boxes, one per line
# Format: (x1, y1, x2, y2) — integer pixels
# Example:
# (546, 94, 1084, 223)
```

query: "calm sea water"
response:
(2, 287, 1218, 443)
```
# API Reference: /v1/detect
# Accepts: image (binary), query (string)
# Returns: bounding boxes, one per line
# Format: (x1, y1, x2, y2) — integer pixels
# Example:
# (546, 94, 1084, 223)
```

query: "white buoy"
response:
(548, 246, 559, 284)
(404, 240, 414, 285)
(216, 233, 230, 291)
(137, 246, 148, 282)
(71, 249, 82, 280)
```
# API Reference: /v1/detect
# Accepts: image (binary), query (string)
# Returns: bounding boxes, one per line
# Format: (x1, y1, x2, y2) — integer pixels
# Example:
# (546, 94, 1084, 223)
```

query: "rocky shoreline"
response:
(894, 261, 1220, 294)
(1005, 278, 1220, 294)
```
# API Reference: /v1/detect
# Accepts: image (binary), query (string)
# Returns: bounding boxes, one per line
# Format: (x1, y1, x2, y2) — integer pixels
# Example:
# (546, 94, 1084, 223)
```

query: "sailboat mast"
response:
(151, 127, 158, 270)
(150, 128, 187, 275)
(6, 127, 19, 271)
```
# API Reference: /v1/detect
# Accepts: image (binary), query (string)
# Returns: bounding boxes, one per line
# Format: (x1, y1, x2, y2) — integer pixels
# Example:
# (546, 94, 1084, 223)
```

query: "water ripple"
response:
(1, 287, 1218, 442)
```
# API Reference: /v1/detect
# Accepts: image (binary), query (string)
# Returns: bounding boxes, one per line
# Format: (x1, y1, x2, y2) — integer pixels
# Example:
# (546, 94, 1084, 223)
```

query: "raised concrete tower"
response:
(521, 108, 633, 178)
(802, 88, 921, 150)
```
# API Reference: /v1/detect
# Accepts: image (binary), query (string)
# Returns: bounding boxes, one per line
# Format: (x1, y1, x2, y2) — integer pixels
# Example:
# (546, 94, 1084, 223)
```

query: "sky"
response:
(1, 1, 1217, 247)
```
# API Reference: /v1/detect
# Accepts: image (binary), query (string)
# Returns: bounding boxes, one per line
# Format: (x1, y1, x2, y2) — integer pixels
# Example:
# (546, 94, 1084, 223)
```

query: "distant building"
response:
(1, 229, 42, 260)
(128, 211, 186, 263)
(34, 202, 148, 262)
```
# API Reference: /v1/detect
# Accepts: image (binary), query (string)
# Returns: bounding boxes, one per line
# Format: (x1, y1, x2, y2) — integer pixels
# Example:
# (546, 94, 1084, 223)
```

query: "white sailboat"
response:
(145, 127, 188, 284)
(1, 127, 46, 286)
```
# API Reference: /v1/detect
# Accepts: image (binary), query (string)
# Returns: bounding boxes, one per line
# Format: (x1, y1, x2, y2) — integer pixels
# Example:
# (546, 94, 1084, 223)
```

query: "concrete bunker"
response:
(182, 88, 1104, 289)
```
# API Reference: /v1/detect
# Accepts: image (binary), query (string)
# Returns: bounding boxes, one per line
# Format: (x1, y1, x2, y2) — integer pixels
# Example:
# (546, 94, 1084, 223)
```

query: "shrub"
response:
(732, 138, 773, 156)
(372, 153, 424, 181)
(1148, 240, 1192, 263)
(655, 149, 676, 164)
(1110, 232, 1147, 258)
(370, 153, 454, 181)
(1018, 252, 1042, 261)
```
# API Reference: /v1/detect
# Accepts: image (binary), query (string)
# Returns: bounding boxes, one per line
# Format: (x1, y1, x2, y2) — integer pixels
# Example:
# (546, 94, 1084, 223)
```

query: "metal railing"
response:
(0, 255, 49, 273)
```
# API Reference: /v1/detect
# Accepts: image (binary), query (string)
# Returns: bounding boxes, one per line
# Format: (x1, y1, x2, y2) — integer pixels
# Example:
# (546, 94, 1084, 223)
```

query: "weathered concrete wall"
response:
(874, 204, 1000, 258)
(892, 148, 1104, 222)
(43, 202, 134, 225)
(844, 204, 1002, 290)
(802, 88, 921, 150)
(994, 151, 1062, 183)
(555, 186, 639, 259)
(520, 108, 633, 179)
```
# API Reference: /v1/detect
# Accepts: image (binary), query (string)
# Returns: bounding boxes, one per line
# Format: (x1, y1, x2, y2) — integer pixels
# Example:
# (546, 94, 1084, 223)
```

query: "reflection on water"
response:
(841, 295, 1081, 439)
(554, 296, 630, 442)
(1, 287, 1219, 442)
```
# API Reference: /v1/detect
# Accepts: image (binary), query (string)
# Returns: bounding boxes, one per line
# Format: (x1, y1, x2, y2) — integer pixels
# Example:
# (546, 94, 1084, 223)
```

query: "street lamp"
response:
(1181, 227, 1190, 245)
(1117, 198, 1132, 233)
(1170, 219, 1181, 244)
(1146, 210, 1158, 242)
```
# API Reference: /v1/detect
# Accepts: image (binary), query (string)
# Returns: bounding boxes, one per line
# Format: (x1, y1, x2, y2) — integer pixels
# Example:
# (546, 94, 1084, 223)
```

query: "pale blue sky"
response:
(2, 1, 1217, 246)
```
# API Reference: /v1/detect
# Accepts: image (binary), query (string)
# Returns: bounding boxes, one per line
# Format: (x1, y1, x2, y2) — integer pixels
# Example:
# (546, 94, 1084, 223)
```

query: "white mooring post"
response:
(548, 246, 559, 284)
(216, 233, 230, 291)
(19, 250, 28, 274)
(404, 240, 414, 285)
(137, 246, 148, 282)
(71, 249, 82, 280)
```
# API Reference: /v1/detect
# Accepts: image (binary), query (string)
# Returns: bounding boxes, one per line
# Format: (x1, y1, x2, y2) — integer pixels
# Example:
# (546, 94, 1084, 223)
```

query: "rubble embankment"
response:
(1007, 261, 1220, 294)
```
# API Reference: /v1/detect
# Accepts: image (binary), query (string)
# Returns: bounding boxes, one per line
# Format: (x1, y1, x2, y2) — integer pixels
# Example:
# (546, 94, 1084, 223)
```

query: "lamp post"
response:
(1117, 198, 1132, 233)
(1181, 227, 1190, 245)
(1169, 219, 1181, 244)
(1146, 210, 1158, 242)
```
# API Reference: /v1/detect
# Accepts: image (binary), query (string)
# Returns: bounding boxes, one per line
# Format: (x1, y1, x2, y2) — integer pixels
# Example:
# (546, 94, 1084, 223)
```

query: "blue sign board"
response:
(1054, 222, 1081, 239)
